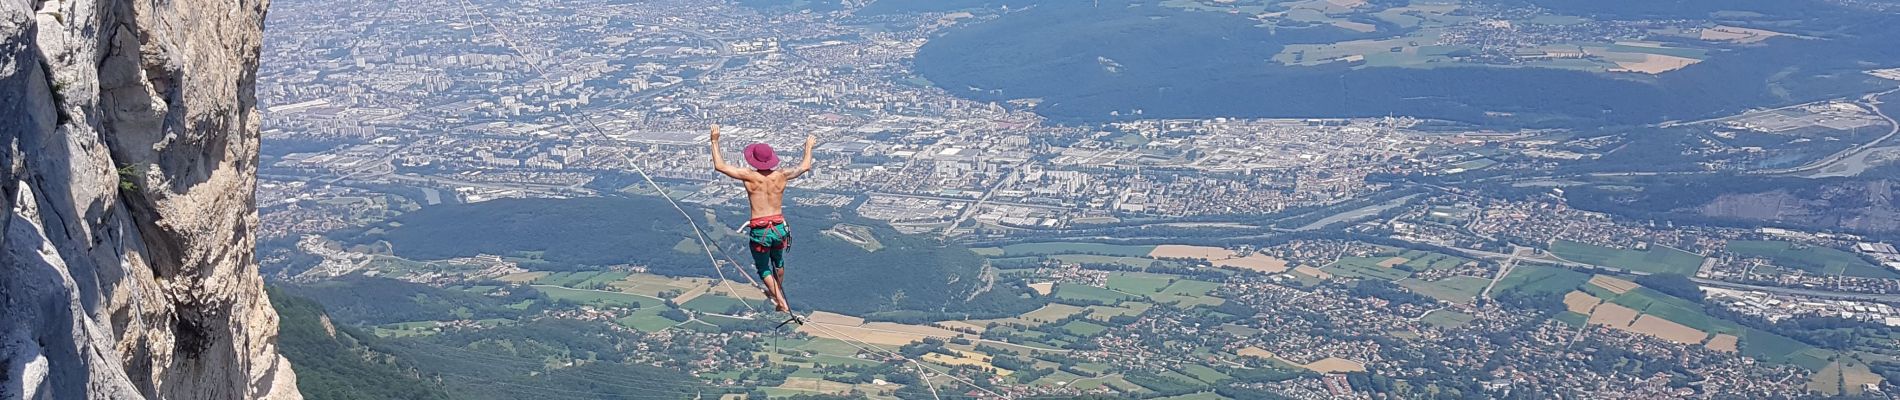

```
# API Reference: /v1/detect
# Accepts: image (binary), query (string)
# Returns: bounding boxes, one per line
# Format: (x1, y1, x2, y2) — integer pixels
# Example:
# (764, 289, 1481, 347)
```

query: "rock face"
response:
(1, 0, 299, 398)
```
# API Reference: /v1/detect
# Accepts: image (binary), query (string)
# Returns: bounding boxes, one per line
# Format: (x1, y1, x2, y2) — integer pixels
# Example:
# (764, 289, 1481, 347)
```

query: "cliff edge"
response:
(1, 0, 299, 398)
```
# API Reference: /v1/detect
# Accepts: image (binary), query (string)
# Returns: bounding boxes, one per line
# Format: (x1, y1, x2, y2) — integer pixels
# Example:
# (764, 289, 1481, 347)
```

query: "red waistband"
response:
(747, 214, 786, 227)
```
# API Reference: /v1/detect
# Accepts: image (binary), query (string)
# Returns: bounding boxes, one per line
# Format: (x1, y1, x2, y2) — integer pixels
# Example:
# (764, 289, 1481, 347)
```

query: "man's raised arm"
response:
(787, 133, 817, 179)
(709, 124, 751, 180)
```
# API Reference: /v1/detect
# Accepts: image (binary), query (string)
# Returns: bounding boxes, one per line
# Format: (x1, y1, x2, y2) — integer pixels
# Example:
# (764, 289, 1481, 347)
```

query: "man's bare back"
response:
(708, 125, 814, 218)
(708, 124, 814, 317)
(741, 173, 789, 219)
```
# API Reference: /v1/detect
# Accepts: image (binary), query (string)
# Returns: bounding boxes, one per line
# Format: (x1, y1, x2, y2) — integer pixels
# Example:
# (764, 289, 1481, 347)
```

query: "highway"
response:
(1754, 87, 1900, 175)
(1437, 245, 1900, 303)
(1690, 279, 1900, 302)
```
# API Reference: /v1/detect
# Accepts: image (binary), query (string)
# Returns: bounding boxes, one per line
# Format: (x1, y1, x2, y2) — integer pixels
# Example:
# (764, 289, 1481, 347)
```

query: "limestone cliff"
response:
(1, 0, 300, 398)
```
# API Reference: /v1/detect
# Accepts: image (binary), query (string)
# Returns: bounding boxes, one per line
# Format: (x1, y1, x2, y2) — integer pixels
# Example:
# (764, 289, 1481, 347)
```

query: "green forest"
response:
(272, 289, 454, 400)
(336, 196, 1044, 317)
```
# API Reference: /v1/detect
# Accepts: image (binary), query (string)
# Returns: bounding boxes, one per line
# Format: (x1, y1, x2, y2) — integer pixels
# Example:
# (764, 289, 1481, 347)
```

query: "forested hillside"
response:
(271, 289, 453, 400)
(336, 196, 1043, 317)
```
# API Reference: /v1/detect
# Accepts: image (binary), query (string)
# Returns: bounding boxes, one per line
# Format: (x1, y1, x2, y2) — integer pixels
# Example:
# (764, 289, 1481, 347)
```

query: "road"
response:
(1689, 279, 1900, 303)
(1436, 244, 1900, 303)
(1660, 97, 1828, 128)
(1756, 87, 1900, 175)
(941, 162, 1028, 238)
(1479, 255, 1519, 301)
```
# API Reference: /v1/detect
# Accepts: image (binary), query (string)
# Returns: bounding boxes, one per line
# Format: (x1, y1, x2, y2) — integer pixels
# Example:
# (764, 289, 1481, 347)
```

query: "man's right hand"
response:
(709, 124, 721, 143)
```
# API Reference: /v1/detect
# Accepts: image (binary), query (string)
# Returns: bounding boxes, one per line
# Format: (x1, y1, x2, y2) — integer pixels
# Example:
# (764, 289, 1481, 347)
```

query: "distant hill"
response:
(1497, 0, 1853, 19)
(912, 0, 1900, 128)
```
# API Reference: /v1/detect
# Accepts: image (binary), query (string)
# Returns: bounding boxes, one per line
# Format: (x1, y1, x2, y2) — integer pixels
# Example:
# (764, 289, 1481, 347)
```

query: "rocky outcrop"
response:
(1, 0, 299, 398)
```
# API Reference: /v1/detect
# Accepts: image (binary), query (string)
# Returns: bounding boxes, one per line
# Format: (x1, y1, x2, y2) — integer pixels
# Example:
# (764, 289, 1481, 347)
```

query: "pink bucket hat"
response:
(743, 143, 780, 170)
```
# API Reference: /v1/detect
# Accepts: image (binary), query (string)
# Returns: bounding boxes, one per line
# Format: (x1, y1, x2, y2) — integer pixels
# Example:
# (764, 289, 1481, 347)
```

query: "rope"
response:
(453, 0, 765, 313)
(448, 1, 1008, 398)
(621, 155, 766, 315)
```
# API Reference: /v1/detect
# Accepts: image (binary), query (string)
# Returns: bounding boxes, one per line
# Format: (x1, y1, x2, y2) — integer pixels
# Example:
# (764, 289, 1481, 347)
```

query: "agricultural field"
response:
(1554, 311, 1589, 327)
(1107, 272, 1178, 294)
(1148, 278, 1225, 308)
(921, 349, 1008, 375)
(1053, 283, 1138, 304)
(671, 238, 701, 254)
(1149, 245, 1290, 273)
(1727, 240, 1900, 279)
(1236, 347, 1278, 360)
(1397, 276, 1489, 304)
(1706, 333, 1740, 352)
(611, 272, 722, 297)
(1395, 250, 1471, 270)
(532, 271, 593, 287)
(1049, 254, 1182, 269)
(1303, 357, 1367, 373)
(615, 307, 682, 332)
(1084, 303, 1153, 321)
(679, 295, 750, 315)
(1511, 268, 1835, 371)
(796, 311, 964, 346)
(1492, 264, 1590, 297)
(1148, 245, 1236, 260)
(576, 271, 631, 288)
(1060, 320, 1111, 336)
(1625, 315, 1710, 345)
(1574, 285, 1728, 345)
(1321, 258, 1413, 281)
(1174, 364, 1231, 385)
(537, 270, 632, 288)
(495, 271, 548, 283)
(991, 242, 1157, 257)
(532, 285, 655, 308)
(1563, 291, 1602, 314)
(1742, 328, 1835, 370)
(1026, 282, 1054, 295)
(1586, 302, 1640, 327)
(770, 377, 887, 397)
(1289, 266, 1331, 281)
(1840, 357, 1886, 395)
(1420, 310, 1476, 328)
(1213, 254, 1291, 273)
(1020, 303, 1089, 324)
(1586, 275, 1639, 294)
(1548, 240, 1704, 275)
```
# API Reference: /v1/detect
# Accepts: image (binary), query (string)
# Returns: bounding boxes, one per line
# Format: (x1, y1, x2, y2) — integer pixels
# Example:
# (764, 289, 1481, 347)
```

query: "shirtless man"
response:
(709, 124, 815, 317)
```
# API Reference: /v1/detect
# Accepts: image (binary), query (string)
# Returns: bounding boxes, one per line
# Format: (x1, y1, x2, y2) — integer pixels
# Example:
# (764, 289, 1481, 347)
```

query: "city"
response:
(250, 0, 1900, 398)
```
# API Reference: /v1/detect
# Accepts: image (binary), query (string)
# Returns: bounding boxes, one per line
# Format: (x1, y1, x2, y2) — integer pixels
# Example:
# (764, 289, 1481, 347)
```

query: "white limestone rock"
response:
(0, 0, 300, 398)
